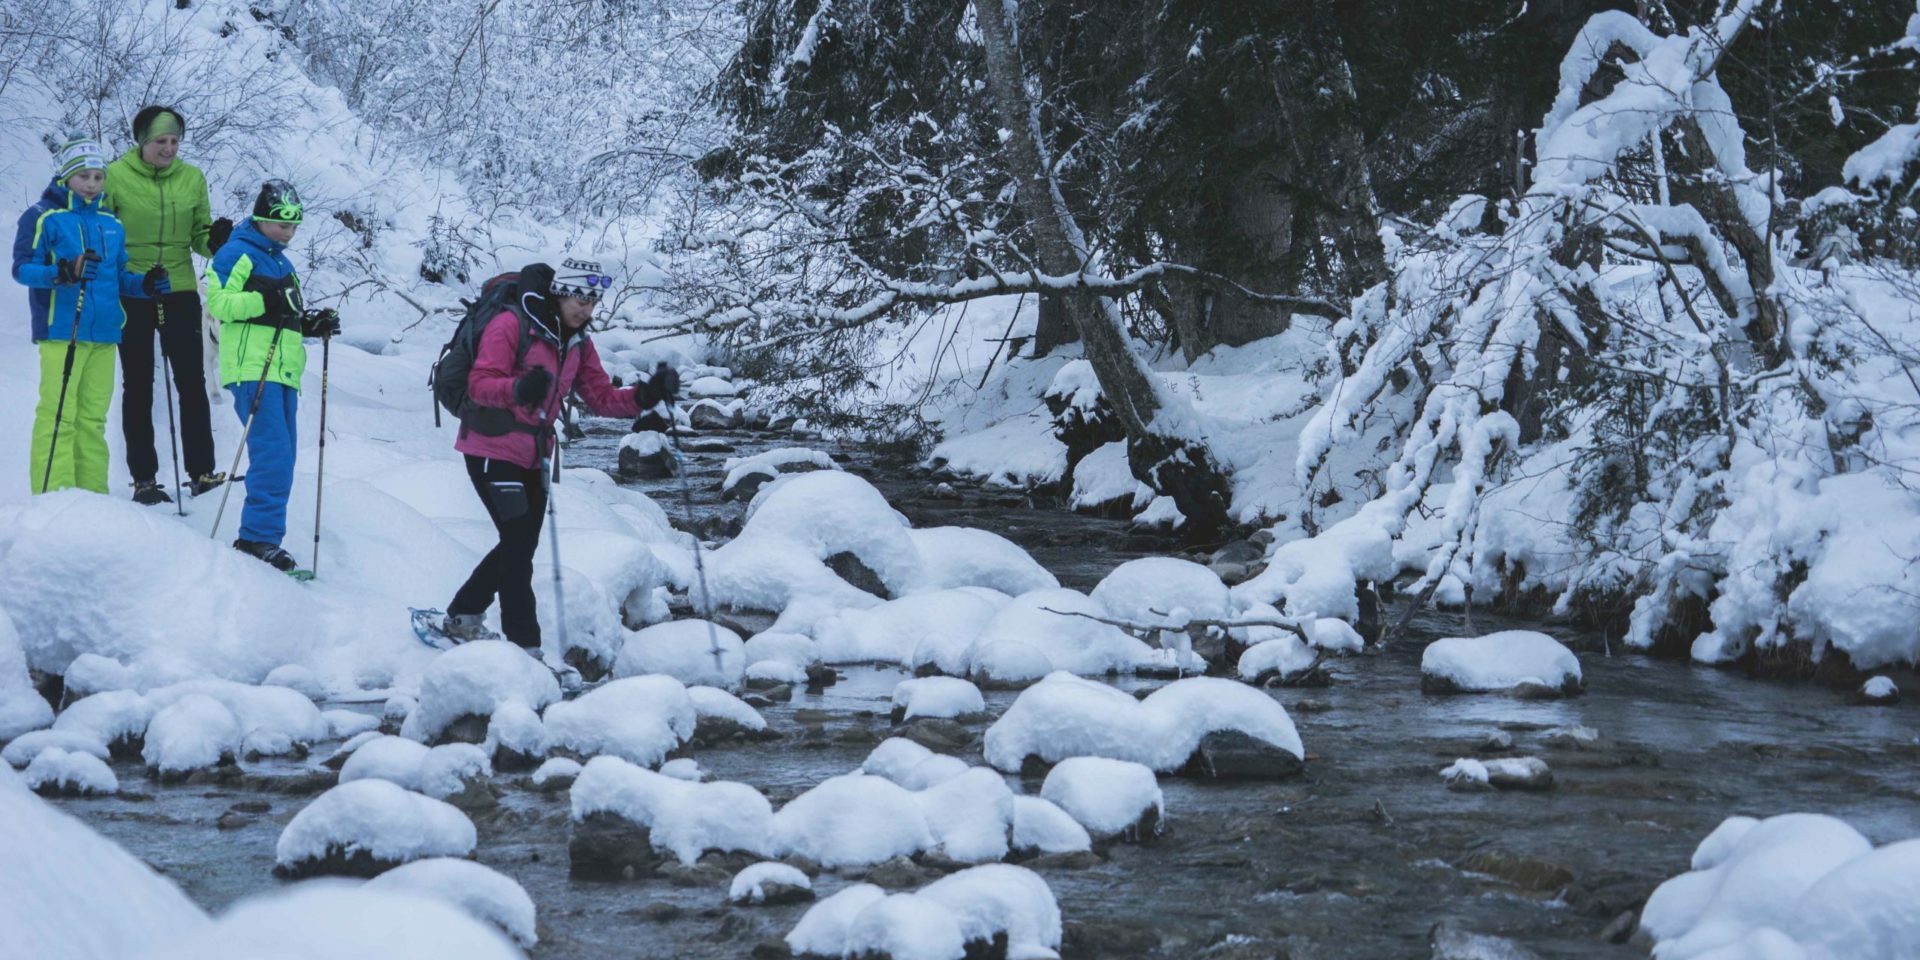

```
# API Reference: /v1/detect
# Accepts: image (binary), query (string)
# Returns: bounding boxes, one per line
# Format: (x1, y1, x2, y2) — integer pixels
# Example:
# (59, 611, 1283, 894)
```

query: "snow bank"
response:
(569, 755, 773, 863)
(0, 764, 208, 957)
(364, 858, 538, 948)
(730, 862, 813, 904)
(141, 882, 522, 960)
(23, 746, 117, 796)
(1040, 757, 1162, 838)
(542, 674, 695, 767)
(983, 672, 1303, 772)
(0, 607, 52, 740)
(770, 773, 936, 868)
(338, 736, 492, 800)
(614, 620, 745, 688)
(891, 677, 987, 721)
(1420, 631, 1582, 695)
(401, 642, 562, 743)
(275, 779, 477, 877)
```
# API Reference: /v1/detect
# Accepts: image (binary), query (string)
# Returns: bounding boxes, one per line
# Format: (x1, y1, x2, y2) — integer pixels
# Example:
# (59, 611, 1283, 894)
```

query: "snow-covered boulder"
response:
(1236, 635, 1319, 684)
(1090, 557, 1233, 629)
(618, 431, 676, 479)
(660, 757, 705, 781)
(787, 865, 1062, 960)
(984, 672, 1304, 777)
(338, 736, 493, 802)
(1780, 838, 1920, 959)
(689, 397, 745, 430)
(1851, 675, 1899, 706)
(972, 589, 1156, 677)
(744, 631, 819, 670)
(542, 674, 695, 767)
(0, 763, 209, 956)
(730, 861, 815, 905)
(722, 447, 838, 501)
(53, 689, 153, 758)
(1011, 796, 1092, 856)
(400, 641, 562, 744)
(484, 700, 548, 770)
(1439, 756, 1553, 792)
(709, 472, 920, 613)
(147, 679, 328, 757)
(1041, 757, 1162, 842)
(770, 773, 936, 869)
(685, 685, 768, 743)
(2, 728, 109, 769)
(59, 652, 134, 699)
(23, 747, 117, 797)
(890, 677, 987, 723)
(275, 779, 477, 879)
(688, 375, 739, 399)
(141, 884, 520, 960)
(861, 738, 966, 790)
(1639, 814, 1872, 958)
(905, 527, 1058, 596)
(364, 858, 538, 948)
(817, 589, 1006, 666)
(262, 664, 327, 701)
(143, 693, 242, 778)
(613, 619, 745, 689)
(1420, 631, 1583, 697)
(323, 709, 381, 740)
(967, 640, 1054, 689)
(532, 757, 583, 792)
(568, 755, 772, 878)
(844, 894, 967, 960)
(0, 607, 52, 741)
(913, 766, 1017, 864)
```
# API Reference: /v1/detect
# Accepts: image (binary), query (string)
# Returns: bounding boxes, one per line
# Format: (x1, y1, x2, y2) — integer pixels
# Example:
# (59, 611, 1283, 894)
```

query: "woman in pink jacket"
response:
(441, 259, 678, 649)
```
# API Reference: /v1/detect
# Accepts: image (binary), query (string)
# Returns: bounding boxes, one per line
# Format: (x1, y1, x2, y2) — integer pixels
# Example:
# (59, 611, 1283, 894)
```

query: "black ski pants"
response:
(119, 291, 215, 483)
(450, 455, 547, 648)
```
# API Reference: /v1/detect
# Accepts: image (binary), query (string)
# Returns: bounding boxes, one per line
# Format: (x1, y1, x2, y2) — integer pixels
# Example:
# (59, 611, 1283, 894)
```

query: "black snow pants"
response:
(449, 455, 548, 648)
(119, 291, 216, 483)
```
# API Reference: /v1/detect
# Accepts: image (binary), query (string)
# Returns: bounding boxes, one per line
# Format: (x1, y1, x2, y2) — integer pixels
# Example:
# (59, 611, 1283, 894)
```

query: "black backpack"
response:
(430, 269, 540, 434)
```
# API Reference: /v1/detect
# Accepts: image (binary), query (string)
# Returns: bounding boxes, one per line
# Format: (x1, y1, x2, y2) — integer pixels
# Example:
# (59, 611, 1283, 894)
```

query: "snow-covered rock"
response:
(532, 757, 583, 791)
(1851, 675, 1899, 706)
(984, 672, 1304, 776)
(1236, 635, 1319, 684)
(1420, 631, 1583, 697)
(323, 708, 382, 740)
(60, 652, 134, 699)
(905, 527, 1058, 596)
(967, 640, 1054, 689)
(711, 471, 921, 612)
(722, 447, 838, 501)
(141, 884, 521, 960)
(23, 747, 117, 797)
(687, 685, 768, 742)
(542, 674, 695, 767)
(1010, 796, 1092, 855)
(142, 693, 242, 777)
(744, 631, 819, 670)
(689, 375, 739, 398)
(771, 773, 936, 868)
(891, 677, 987, 723)
(0, 607, 52, 741)
(1089, 557, 1233, 629)
(53, 689, 153, 757)
(730, 861, 815, 905)
(364, 858, 538, 948)
(275, 779, 478, 879)
(400, 641, 561, 744)
(1040, 757, 1163, 842)
(0, 763, 209, 956)
(569, 756, 772, 876)
(613, 619, 745, 689)
(484, 700, 548, 768)
(914, 766, 1017, 863)
(862, 738, 963, 790)
(1782, 837, 1920, 959)
(1439, 756, 1553, 792)
(2, 728, 109, 768)
(338, 736, 493, 801)
(843, 894, 967, 960)
(146, 679, 328, 755)
(262, 664, 327, 701)
(787, 884, 888, 958)
(660, 757, 705, 781)
(787, 865, 1062, 960)
(968, 588, 1161, 680)
(617, 430, 677, 479)
(1639, 814, 1872, 959)
(817, 589, 1007, 666)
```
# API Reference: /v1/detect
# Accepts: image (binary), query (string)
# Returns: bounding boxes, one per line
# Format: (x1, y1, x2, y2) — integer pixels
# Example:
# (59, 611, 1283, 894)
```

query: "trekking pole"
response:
(156, 283, 185, 515)
(665, 407, 725, 673)
(311, 331, 331, 576)
(39, 250, 95, 495)
(541, 444, 569, 655)
(209, 309, 286, 538)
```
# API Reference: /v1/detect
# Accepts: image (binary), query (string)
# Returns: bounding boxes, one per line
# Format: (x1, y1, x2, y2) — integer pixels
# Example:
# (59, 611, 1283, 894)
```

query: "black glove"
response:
(142, 265, 171, 298)
(208, 217, 233, 254)
(649, 362, 680, 403)
(301, 308, 341, 338)
(56, 251, 101, 286)
(244, 275, 299, 328)
(513, 366, 553, 406)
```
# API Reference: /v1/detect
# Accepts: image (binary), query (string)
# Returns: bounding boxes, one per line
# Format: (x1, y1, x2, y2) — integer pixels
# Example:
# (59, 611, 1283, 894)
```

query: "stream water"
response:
(48, 421, 1920, 959)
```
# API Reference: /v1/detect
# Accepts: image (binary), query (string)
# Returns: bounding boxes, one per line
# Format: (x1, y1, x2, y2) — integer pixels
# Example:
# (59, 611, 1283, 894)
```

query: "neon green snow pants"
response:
(31, 339, 117, 494)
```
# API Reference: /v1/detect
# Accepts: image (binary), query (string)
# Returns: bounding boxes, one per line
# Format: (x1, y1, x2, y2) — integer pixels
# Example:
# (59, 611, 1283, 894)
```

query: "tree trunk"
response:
(975, 0, 1232, 537)
(1032, 289, 1078, 356)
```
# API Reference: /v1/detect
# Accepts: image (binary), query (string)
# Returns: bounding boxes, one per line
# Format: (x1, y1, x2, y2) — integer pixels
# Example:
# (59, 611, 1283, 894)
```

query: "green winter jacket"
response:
(101, 147, 211, 286)
(205, 218, 305, 390)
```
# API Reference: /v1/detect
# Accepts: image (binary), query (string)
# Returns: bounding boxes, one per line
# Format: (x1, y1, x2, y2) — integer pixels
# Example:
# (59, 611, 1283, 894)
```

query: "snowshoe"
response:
(234, 538, 298, 573)
(132, 481, 173, 506)
(187, 472, 228, 497)
(410, 607, 495, 650)
(541, 649, 585, 692)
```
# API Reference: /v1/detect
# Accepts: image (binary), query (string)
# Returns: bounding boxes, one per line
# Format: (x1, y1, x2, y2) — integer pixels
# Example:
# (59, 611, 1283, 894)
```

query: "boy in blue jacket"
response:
(12, 137, 164, 494)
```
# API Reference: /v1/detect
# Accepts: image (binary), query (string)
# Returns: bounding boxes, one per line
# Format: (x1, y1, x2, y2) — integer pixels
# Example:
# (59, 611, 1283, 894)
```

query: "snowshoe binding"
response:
(234, 538, 309, 579)
(187, 472, 228, 497)
(132, 481, 172, 506)
(410, 607, 498, 650)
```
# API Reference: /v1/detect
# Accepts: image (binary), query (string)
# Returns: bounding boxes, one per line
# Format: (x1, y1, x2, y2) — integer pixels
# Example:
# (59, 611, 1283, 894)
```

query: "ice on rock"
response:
(275, 779, 478, 878)
(771, 773, 936, 868)
(891, 677, 987, 722)
(23, 747, 117, 796)
(816, 589, 1007, 665)
(1640, 814, 1872, 959)
(54, 689, 154, 754)
(0, 606, 53, 741)
(730, 861, 814, 904)
(974, 589, 1155, 676)
(141, 884, 521, 960)
(570, 755, 773, 864)
(984, 672, 1304, 773)
(1010, 796, 1092, 855)
(365, 857, 538, 948)
(1090, 557, 1233, 628)
(323, 709, 382, 740)
(0, 763, 209, 957)
(401, 641, 561, 743)
(143, 693, 241, 776)
(2, 728, 109, 768)
(613, 619, 745, 688)
(687, 685, 768, 733)
(1040, 757, 1162, 840)
(787, 883, 888, 957)
(60, 652, 134, 698)
(905, 527, 1058, 596)
(338, 736, 492, 800)
(542, 674, 695, 767)
(1420, 631, 1583, 696)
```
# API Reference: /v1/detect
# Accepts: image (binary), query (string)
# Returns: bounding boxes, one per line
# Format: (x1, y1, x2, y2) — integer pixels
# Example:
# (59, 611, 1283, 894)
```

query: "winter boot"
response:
(187, 472, 228, 497)
(132, 481, 172, 506)
(439, 613, 500, 644)
(233, 538, 297, 572)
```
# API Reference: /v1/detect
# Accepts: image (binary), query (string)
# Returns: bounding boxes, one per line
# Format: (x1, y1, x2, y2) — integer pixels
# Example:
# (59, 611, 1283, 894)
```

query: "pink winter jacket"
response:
(454, 309, 643, 469)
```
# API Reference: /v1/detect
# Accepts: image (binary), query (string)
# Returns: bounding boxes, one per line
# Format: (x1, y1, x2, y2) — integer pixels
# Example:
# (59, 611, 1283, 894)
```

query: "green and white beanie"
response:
(53, 137, 109, 183)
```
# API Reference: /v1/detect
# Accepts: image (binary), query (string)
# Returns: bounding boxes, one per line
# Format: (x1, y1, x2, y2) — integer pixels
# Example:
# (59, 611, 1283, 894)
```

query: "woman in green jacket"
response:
(103, 105, 230, 505)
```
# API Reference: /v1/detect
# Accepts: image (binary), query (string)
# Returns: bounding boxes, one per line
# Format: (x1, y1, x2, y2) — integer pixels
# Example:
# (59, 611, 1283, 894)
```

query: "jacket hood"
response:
(41, 178, 103, 214)
(235, 217, 285, 255)
(115, 145, 188, 181)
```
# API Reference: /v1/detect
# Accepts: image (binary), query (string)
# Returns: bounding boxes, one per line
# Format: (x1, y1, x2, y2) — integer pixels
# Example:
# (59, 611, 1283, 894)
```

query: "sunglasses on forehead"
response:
(560, 273, 615, 289)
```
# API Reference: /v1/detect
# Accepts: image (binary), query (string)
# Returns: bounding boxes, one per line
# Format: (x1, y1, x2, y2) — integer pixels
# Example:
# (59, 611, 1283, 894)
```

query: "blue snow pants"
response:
(229, 381, 298, 545)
